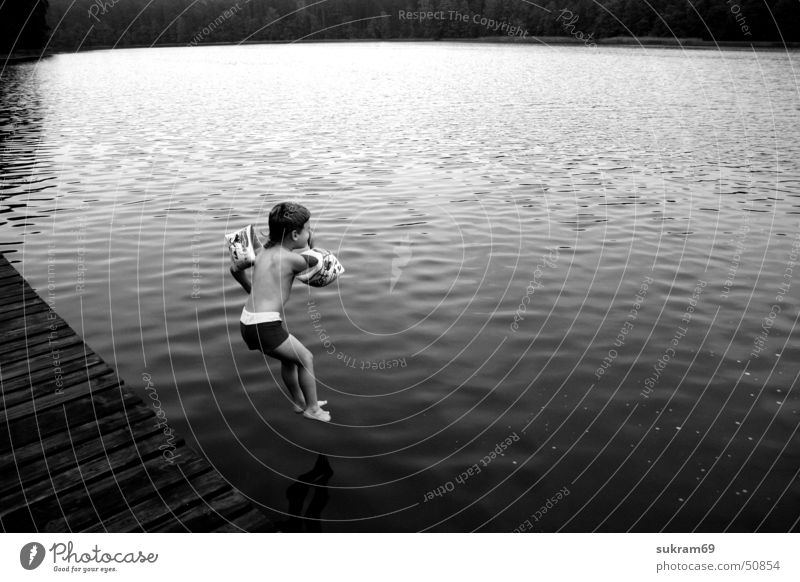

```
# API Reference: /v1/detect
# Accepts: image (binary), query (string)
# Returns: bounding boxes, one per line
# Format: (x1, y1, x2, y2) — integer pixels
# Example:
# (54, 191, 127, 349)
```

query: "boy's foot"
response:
(293, 400, 327, 413)
(302, 408, 331, 423)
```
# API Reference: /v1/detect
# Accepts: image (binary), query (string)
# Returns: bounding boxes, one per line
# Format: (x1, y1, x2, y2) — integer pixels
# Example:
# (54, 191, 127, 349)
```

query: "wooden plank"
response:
(0, 266, 20, 276)
(1, 335, 87, 379)
(2, 360, 110, 404)
(1, 360, 111, 409)
(0, 409, 161, 499)
(0, 406, 151, 471)
(152, 488, 253, 533)
(1, 325, 78, 363)
(1, 353, 109, 396)
(0, 266, 20, 277)
(83, 469, 230, 532)
(0, 341, 101, 384)
(1, 372, 121, 424)
(0, 386, 143, 453)
(33, 455, 211, 533)
(0, 257, 19, 271)
(0, 285, 37, 301)
(1, 316, 68, 344)
(0, 307, 58, 339)
(0, 268, 21, 280)
(0, 284, 35, 300)
(0, 309, 64, 333)
(0, 356, 112, 404)
(0, 288, 43, 304)
(0, 429, 180, 527)
(0, 274, 33, 291)
(0, 296, 48, 318)
(0, 255, 272, 533)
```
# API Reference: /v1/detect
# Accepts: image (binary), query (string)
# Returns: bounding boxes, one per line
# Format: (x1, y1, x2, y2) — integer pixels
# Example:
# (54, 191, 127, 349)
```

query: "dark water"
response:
(1, 43, 798, 532)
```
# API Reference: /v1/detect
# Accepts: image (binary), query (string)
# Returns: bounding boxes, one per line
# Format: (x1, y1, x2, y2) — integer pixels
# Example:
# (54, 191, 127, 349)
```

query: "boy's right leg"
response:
(279, 360, 305, 410)
(268, 334, 330, 421)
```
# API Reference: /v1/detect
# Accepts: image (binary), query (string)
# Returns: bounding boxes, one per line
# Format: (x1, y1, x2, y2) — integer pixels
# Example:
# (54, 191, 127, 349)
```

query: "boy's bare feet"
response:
(293, 400, 327, 413)
(302, 408, 331, 423)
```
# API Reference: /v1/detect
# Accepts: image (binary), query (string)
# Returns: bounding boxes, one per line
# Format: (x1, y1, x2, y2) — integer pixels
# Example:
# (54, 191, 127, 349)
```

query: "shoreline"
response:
(2, 36, 798, 62)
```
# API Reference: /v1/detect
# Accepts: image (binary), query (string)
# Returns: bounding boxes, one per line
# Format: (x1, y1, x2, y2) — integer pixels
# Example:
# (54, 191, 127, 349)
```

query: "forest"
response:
(2, 0, 799, 54)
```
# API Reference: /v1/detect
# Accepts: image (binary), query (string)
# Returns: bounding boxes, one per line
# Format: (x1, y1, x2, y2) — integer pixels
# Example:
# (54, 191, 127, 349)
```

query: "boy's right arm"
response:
(230, 235, 262, 293)
(230, 266, 252, 294)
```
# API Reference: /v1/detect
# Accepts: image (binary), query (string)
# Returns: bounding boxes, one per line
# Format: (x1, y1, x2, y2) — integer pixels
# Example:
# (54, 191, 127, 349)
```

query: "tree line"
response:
(3, 0, 798, 54)
(1, 1, 49, 53)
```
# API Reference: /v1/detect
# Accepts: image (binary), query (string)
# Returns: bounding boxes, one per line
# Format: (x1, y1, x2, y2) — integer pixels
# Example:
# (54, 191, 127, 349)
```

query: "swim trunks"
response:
(239, 308, 289, 353)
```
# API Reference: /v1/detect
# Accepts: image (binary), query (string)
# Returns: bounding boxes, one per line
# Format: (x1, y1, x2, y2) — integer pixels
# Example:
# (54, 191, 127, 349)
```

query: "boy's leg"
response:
(268, 334, 329, 419)
(280, 361, 328, 412)
(279, 360, 304, 409)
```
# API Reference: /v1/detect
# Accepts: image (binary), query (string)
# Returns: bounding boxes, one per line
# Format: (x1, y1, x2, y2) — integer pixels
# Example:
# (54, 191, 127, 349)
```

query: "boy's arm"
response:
(289, 252, 316, 275)
(230, 266, 252, 293)
(229, 233, 262, 293)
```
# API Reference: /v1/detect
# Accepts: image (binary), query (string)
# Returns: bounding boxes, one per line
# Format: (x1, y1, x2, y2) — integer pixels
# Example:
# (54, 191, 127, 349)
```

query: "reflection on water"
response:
(277, 455, 334, 533)
(1, 43, 798, 532)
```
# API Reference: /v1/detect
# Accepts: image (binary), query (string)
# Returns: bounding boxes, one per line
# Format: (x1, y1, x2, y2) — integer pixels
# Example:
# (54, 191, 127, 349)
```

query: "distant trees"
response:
(1, 0, 49, 53)
(38, 0, 800, 52)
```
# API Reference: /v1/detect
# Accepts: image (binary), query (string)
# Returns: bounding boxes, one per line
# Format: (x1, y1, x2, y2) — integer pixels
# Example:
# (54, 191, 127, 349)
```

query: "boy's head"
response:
(266, 202, 311, 248)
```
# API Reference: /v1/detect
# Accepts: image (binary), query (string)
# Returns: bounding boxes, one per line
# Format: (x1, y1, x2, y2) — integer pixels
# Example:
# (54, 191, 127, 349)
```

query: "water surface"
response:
(1, 43, 798, 531)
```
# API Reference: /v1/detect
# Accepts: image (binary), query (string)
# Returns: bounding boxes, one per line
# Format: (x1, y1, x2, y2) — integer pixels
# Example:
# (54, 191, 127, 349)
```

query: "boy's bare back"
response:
(244, 246, 307, 312)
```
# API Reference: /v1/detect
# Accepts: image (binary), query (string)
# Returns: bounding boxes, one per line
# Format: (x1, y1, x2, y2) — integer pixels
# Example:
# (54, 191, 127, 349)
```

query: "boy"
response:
(231, 202, 330, 422)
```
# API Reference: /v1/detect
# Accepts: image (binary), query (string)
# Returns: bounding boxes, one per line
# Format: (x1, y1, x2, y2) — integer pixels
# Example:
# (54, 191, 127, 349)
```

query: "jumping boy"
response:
(231, 202, 330, 422)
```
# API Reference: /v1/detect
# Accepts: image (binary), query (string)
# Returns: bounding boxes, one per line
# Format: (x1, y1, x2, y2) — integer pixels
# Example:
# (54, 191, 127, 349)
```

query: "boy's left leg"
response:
(267, 335, 329, 421)
(280, 360, 328, 412)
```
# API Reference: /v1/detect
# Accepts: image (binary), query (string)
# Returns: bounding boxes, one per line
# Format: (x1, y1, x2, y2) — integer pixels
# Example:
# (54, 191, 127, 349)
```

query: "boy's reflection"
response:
(278, 454, 333, 532)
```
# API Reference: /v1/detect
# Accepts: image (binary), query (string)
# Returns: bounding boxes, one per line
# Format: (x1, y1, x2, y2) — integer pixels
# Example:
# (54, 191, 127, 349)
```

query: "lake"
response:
(1, 42, 798, 532)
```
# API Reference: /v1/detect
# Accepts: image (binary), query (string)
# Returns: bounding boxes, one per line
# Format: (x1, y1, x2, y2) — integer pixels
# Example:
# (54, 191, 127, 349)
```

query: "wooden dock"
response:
(0, 253, 273, 532)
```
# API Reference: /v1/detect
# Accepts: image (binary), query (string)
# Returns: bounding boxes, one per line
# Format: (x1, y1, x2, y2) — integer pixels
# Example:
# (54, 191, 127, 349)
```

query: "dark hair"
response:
(265, 202, 310, 247)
